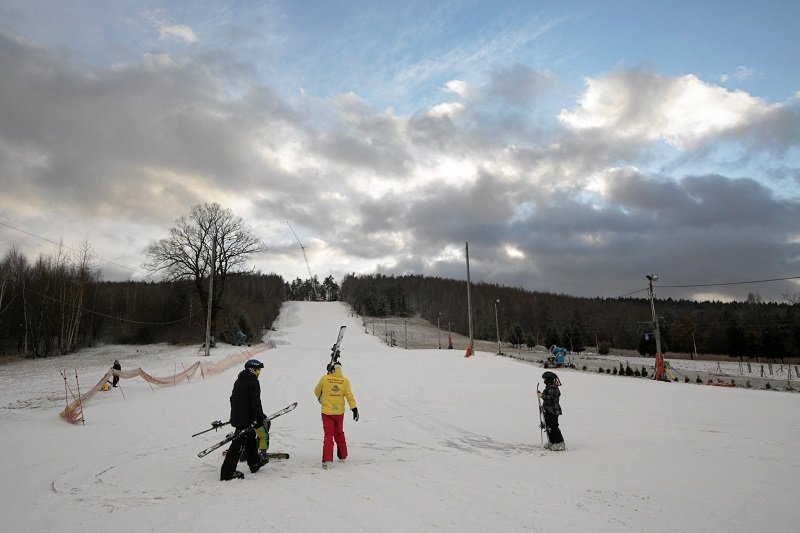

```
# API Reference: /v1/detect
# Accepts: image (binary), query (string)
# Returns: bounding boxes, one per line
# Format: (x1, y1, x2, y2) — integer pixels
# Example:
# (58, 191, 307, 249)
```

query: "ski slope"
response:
(0, 301, 797, 532)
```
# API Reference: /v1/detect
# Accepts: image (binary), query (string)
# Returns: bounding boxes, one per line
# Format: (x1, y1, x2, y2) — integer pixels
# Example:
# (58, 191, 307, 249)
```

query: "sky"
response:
(1, 301, 798, 532)
(1, 0, 799, 302)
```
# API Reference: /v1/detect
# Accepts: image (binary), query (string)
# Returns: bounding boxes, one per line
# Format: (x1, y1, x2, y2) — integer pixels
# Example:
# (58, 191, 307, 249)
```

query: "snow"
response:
(1, 301, 798, 532)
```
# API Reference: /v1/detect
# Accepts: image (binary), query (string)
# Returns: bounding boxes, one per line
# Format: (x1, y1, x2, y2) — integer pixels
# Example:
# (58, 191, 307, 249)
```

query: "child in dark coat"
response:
(537, 371, 565, 450)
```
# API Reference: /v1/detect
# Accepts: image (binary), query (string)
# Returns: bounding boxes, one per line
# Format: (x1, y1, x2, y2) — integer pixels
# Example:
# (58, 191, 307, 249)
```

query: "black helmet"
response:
(542, 371, 559, 384)
(245, 359, 264, 370)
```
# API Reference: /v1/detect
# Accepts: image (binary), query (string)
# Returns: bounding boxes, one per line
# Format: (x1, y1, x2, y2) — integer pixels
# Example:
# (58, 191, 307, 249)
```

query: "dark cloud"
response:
(3, 32, 799, 303)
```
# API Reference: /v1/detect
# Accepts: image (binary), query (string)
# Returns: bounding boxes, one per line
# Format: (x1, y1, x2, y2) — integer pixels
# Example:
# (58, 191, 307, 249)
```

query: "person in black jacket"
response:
(111, 360, 121, 387)
(537, 371, 565, 451)
(220, 359, 269, 481)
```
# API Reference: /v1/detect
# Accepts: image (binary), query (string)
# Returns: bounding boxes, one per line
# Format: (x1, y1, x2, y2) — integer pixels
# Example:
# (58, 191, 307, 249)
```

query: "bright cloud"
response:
(559, 70, 779, 149)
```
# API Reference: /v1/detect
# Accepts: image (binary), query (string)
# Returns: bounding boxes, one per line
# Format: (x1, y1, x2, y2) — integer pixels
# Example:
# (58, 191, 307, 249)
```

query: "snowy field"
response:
(1, 301, 798, 532)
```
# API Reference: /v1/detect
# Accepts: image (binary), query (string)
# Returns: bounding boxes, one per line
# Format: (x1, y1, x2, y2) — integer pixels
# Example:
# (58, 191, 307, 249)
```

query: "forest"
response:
(2, 241, 798, 363)
(341, 273, 800, 361)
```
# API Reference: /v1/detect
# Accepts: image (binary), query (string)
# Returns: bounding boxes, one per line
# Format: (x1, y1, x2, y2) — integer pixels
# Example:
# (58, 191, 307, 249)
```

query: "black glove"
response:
(352, 408, 359, 422)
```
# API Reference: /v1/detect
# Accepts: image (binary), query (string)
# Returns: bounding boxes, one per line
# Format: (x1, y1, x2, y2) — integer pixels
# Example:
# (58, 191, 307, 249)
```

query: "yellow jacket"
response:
(314, 367, 357, 415)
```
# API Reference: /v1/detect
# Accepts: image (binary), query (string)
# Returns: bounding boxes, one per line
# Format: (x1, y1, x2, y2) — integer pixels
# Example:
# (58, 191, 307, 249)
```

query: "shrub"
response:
(634, 369, 641, 377)
(598, 341, 611, 355)
(582, 366, 587, 371)
(765, 382, 771, 389)
(625, 364, 634, 376)
(598, 367, 604, 373)
(606, 368, 611, 374)
(696, 376, 703, 384)
(641, 367, 648, 378)
(684, 376, 690, 383)
(612, 367, 618, 375)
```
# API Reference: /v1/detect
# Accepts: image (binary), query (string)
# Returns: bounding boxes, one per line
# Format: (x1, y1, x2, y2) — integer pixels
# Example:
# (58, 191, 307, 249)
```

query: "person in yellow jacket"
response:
(314, 361, 358, 469)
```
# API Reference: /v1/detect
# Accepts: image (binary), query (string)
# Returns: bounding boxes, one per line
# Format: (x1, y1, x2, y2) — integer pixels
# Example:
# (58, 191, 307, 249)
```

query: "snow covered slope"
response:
(0, 301, 797, 532)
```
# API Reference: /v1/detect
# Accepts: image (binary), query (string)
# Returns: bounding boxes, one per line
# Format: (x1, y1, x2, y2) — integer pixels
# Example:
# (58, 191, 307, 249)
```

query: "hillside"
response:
(0, 302, 797, 532)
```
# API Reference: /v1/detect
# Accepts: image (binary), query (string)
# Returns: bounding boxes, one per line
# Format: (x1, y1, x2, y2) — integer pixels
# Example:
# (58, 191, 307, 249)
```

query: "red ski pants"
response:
(321, 413, 348, 462)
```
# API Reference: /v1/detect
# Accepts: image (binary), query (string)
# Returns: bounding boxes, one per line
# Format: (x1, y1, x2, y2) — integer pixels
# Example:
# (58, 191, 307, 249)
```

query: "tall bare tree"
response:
(144, 203, 267, 327)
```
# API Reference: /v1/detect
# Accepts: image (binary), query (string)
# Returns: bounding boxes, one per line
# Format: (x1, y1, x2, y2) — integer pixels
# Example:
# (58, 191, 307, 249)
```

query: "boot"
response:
(221, 470, 245, 481)
(550, 441, 566, 451)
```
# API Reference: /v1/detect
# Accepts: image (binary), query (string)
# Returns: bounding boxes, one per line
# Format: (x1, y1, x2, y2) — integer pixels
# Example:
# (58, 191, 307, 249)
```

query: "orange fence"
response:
(60, 345, 270, 424)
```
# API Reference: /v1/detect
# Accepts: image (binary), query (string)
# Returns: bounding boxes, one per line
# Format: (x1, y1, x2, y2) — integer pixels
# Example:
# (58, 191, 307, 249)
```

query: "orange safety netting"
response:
(60, 345, 270, 424)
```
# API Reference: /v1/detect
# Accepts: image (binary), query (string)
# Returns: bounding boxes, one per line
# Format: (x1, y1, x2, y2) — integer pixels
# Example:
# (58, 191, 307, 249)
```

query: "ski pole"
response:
(192, 420, 230, 437)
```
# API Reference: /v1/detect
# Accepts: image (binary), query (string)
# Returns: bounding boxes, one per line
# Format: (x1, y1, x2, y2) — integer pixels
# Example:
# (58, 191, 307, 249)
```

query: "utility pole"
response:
(465, 242, 474, 356)
(204, 234, 217, 357)
(437, 313, 441, 349)
(646, 274, 662, 355)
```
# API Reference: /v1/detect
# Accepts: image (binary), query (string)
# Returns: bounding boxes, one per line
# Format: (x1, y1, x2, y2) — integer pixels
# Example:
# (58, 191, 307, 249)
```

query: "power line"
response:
(658, 276, 800, 289)
(22, 285, 190, 326)
(0, 220, 149, 276)
(616, 275, 800, 299)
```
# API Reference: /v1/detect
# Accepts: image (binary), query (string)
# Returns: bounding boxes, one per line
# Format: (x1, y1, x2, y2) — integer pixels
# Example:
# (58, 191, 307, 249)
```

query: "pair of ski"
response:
(196, 402, 297, 458)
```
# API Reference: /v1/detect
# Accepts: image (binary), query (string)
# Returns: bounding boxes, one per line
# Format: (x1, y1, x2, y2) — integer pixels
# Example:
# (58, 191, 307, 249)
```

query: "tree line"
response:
(0, 243, 286, 357)
(341, 274, 800, 361)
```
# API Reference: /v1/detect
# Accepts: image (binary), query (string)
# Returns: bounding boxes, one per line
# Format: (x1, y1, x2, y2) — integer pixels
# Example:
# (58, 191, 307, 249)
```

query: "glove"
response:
(352, 408, 359, 422)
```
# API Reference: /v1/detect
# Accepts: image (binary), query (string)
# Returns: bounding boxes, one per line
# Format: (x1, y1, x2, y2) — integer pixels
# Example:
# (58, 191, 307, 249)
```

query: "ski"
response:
(536, 383, 549, 447)
(223, 451, 290, 460)
(197, 402, 298, 458)
(191, 419, 230, 438)
(326, 325, 346, 372)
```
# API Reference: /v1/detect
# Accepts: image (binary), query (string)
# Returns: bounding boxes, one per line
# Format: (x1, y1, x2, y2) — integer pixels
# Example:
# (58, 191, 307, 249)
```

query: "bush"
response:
(641, 367, 648, 378)
(625, 364, 634, 376)
(765, 382, 771, 389)
(582, 365, 587, 371)
(684, 376, 690, 383)
(634, 369, 641, 377)
(696, 375, 703, 384)
(746, 380, 752, 388)
(612, 367, 618, 375)
(598, 367, 604, 373)
(606, 368, 611, 374)
(598, 341, 611, 355)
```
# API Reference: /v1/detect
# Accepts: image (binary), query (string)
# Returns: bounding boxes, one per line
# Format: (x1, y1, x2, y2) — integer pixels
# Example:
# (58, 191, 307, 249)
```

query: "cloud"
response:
(2, 29, 798, 302)
(146, 12, 198, 43)
(559, 68, 780, 150)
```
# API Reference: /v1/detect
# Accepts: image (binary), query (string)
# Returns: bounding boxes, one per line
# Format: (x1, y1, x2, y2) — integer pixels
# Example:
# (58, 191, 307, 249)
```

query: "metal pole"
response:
(437, 313, 441, 349)
(204, 234, 217, 357)
(494, 299, 501, 354)
(465, 242, 474, 355)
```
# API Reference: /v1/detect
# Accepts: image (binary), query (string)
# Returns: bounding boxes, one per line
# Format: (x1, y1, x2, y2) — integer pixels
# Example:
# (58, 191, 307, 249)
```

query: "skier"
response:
(314, 361, 358, 469)
(537, 371, 565, 451)
(220, 359, 270, 481)
(111, 360, 121, 387)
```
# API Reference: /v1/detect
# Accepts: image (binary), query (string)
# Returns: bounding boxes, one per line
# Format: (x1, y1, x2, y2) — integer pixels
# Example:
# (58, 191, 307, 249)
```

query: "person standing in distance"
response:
(220, 359, 269, 480)
(314, 361, 358, 469)
(537, 371, 565, 451)
(111, 360, 121, 387)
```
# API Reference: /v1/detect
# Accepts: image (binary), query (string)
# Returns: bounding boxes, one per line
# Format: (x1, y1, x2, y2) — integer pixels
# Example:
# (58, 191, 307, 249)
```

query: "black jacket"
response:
(229, 369, 265, 429)
(541, 383, 562, 416)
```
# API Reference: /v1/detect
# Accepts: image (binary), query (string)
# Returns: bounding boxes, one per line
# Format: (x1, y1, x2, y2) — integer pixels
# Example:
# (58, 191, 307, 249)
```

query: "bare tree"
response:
(144, 203, 267, 327)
